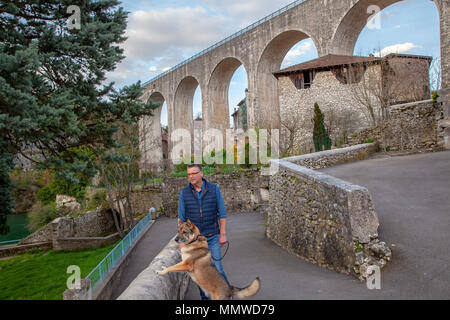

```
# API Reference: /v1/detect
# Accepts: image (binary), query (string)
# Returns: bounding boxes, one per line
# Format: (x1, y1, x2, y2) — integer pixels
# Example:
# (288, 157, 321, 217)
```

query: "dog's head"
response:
(175, 219, 202, 243)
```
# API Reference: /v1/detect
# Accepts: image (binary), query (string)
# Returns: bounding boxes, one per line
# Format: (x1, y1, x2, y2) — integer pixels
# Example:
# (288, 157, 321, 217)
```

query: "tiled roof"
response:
(273, 53, 432, 77)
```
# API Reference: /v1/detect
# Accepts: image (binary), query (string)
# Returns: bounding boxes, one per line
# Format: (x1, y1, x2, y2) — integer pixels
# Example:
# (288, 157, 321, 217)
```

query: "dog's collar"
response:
(187, 235, 202, 245)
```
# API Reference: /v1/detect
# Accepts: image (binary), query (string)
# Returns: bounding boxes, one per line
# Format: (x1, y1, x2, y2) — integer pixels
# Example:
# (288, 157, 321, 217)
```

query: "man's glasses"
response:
(187, 171, 201, 177)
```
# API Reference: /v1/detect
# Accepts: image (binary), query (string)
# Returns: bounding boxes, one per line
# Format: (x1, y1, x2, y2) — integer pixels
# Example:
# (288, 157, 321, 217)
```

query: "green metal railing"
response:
(0, 239, 22, 246)
(86, 208, 154, 298)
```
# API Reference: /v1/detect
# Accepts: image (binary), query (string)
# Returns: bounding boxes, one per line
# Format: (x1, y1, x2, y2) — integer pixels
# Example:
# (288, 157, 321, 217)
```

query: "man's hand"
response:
(219, 234, 227, 247)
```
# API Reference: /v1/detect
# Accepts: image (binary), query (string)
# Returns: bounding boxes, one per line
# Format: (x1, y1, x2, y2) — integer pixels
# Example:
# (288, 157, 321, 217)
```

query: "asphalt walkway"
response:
(113, 150, 450, 300)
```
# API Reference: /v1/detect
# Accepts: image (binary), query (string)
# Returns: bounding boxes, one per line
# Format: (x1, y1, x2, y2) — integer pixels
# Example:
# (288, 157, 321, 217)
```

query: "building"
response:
(273, 53, 432, 155)
(231, 97, 248, 132)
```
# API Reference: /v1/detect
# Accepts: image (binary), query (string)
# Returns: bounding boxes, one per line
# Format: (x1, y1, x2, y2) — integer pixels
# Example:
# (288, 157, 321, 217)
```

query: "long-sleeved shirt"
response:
(178, 182, 227, 222)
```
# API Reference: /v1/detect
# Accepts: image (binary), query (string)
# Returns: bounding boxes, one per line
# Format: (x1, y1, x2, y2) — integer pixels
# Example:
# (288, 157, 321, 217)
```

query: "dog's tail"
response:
(231, 277, 260, 299)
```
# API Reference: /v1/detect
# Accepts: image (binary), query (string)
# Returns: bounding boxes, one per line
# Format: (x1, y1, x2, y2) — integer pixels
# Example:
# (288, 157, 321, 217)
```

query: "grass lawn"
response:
(0, 242, 119, 300)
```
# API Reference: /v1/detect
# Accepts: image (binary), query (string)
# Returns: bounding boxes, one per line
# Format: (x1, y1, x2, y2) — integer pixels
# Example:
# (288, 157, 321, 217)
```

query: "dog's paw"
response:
(156, 268, 167, 275)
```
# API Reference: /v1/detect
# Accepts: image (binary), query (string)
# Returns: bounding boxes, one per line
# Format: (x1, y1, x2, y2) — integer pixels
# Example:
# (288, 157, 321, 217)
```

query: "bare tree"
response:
(347, 62, 388, 127)
(100, 123, 142, 236)
(280, 112, 303, 157)
(348, 56, 431, 128)
(325, 108, 361, 147)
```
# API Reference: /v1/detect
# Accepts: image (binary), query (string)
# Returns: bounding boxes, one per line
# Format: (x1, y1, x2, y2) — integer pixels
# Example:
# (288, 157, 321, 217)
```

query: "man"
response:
(178, 163, 229, 300)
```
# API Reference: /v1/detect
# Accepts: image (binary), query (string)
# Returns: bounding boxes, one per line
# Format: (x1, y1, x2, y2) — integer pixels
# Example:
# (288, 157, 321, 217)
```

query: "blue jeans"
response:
(199, 234, 229, 300)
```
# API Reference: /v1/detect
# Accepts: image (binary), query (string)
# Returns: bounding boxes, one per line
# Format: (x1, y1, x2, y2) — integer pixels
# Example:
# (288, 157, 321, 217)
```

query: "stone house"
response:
(274, 54, 432, 155)
(231, 97, 248, 132)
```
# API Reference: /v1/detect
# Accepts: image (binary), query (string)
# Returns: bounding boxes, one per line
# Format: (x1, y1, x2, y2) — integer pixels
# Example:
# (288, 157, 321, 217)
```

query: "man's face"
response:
(187, 166, 203, 185)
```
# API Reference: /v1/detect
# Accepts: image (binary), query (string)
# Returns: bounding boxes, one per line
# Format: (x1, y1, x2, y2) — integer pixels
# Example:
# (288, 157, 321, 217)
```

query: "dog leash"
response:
(211, 241, 230, 261)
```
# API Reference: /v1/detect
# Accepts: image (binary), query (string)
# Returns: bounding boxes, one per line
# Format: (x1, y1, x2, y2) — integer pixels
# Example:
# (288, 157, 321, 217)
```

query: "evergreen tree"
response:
(312, 103, 332, 152)
(0, 1, 158, 234)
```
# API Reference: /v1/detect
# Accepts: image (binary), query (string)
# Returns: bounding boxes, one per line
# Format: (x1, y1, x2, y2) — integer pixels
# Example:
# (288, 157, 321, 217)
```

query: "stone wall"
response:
(16, 209, 117, 253)
(54, 233, 121, 251)
(348, 100, 444, 151)
(132, 170, 270, 219)
(128, 185, 164, 217)
(0, 242, 53, 258)
(19, 223, 54, 245)
(268, 144, 391, 280)
(283, 143, 378, 170)
(117, 236, 190, 300)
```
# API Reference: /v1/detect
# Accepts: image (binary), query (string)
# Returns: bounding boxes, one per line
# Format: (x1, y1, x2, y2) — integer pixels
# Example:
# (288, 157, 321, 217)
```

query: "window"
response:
(289, 70, 315, 89)
(332, 64, 365, 84)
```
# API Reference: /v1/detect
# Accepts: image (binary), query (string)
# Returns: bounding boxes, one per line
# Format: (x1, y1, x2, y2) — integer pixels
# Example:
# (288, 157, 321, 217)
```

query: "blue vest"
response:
(181, 179, 219, 237)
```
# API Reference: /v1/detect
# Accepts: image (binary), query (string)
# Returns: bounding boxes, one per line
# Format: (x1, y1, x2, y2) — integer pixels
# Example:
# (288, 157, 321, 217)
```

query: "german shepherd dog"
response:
(156, 219, 260, 300)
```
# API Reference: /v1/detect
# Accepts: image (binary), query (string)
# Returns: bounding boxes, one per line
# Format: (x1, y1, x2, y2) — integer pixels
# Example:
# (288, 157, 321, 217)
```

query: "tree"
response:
(101, 122, 143, 236)
(312, 103, 332, 152)
(280, 111, 303, 157)
(0, 1, 158, 234)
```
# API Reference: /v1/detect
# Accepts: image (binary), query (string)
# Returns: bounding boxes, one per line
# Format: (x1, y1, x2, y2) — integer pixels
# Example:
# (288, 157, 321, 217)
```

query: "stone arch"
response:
(206, 57, 249, 134)
(173, 76, 201, 150)
(256, 29, 319, 130)
(140, 91, 166, 171)
(330, 0, 441, 56)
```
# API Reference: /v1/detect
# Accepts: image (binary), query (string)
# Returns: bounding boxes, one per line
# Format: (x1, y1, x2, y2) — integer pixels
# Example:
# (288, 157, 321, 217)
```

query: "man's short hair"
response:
(187, 164, 202, 171)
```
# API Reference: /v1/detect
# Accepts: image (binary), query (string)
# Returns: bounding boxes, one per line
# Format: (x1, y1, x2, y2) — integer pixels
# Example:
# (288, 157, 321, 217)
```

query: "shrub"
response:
(86, 189, 107, 211)
(37, 178, 86, 205)
(27, 202, 58, 231)
(432, 91, 439, 103)
(312, 103, 332, 152)
(365, 138, 374, 143)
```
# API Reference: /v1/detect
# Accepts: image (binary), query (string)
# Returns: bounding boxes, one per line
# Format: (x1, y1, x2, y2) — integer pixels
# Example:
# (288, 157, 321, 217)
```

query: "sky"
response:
(106, 0, 441, 127)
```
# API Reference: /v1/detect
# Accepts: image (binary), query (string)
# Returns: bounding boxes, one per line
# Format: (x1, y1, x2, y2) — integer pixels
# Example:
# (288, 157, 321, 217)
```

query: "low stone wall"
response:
(55, 233, 121, 251)
(117, 236, 190, 300)
(19, 209, 116, 246)
(130, 185, 164, 216)
(268, 144, 391, 280)
(283, 143, 378, 170)
(10, 209, 118, 255)
(0, 242, 53, 258)
(131, 170, 270, 219)
(19, 223, 53, 245)
(348, 100, 444, 151)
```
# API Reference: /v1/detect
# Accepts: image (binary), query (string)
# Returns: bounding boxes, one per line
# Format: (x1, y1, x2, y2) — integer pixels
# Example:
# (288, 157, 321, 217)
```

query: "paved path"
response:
(113, 151, 450, 300)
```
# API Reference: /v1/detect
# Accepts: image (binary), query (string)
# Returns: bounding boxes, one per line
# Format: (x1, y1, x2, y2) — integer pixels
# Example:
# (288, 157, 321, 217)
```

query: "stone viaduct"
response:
(139, 0, 450, 169)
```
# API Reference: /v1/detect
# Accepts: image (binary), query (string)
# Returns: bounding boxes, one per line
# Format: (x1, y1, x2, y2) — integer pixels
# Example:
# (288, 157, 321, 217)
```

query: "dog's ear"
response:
(186, 219, 193, 226)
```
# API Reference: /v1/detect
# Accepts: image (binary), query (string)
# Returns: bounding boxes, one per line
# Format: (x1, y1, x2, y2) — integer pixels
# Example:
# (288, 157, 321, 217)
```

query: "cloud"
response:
(198, 0, 293, 28)
(106, 6, 233, 87)
(283, 41, 314, 61)
(375, 42, 421, 56)
(124, 7, 230, 61)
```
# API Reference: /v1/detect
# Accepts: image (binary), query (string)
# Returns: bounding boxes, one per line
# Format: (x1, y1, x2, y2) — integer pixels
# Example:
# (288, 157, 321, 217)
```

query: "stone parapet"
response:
(117, 236, 189, 300)
(268, 144, 391, 280)
(348, 100, 444, 151)
(282, 143, 378, 170)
